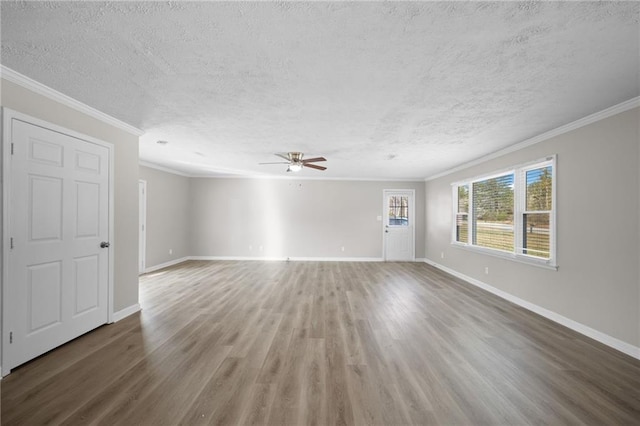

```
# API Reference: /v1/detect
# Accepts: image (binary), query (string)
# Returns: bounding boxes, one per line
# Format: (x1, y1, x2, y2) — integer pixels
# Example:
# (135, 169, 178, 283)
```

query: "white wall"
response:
(189, 178, 425, 260)
(425, 107, 640, 348)
(139, 166, 190, 268)
(1, 78, 140, 312)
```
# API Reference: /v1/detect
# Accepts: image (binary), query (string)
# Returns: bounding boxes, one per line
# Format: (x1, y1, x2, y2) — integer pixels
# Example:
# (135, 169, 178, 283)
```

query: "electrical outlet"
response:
(485, 267, 489, 275)
(249, 245, 252, 251)
(440, 252, 444, 259)
(341, 246, 345, 252)
(169, 249, 173, 255)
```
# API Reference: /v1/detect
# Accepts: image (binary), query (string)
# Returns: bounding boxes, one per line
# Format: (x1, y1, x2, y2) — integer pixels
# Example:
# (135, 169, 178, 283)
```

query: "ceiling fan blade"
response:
(302, 157, 326, 163)
(304, 163, 327, 171)
(274, 153, 291, 161)
(259, 161, 289, 165)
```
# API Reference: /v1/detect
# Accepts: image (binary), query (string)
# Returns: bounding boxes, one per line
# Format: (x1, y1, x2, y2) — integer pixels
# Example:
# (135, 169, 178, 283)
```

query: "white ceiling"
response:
(2, 1, 638, 180)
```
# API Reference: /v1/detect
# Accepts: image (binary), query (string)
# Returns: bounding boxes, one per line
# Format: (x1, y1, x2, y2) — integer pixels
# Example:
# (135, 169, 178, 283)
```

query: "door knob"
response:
(100, 241, 110, 248)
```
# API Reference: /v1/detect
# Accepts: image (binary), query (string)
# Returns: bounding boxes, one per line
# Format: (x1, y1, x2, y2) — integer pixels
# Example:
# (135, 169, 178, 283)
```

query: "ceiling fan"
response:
(259, 152, 327, 172)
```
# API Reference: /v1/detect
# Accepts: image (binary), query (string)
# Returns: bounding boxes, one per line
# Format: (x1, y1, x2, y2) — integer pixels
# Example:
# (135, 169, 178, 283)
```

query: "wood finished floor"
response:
(2, 260, 640, 425)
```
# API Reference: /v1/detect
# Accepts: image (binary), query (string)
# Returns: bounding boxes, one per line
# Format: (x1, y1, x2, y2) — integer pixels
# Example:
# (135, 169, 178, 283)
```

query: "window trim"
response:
(451, 155, 557, 270)
(453, 183, 469, 244)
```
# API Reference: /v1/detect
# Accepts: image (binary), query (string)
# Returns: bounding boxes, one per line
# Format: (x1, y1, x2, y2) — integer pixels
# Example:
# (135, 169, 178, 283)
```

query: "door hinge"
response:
(10, 237, 14, 249)
(10, 332, 13, 344)
(11, 142, 14, 155)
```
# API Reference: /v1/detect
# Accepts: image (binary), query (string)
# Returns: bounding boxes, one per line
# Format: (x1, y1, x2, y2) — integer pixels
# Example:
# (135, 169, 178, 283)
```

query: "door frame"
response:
(138, 179, 147, 275)
(2, 108, 115, 375)
(382, 189, 416, 261)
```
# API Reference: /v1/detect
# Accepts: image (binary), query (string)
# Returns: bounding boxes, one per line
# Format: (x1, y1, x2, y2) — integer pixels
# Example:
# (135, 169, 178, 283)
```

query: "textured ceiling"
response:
(2, 1, 639, 179)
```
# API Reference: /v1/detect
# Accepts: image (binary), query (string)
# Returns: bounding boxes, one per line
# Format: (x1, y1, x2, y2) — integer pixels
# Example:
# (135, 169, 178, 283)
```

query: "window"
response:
(388, 195, 409, 226)
(455, 185, 469, 243)
(452, 157, 556, 268)
(472, 173, 514, 252)
(521, 164, 552, 259)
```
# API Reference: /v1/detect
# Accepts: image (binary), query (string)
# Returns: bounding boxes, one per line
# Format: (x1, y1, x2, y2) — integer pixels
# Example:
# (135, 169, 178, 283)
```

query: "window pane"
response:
(456, 214, 468, 242)
(472, 174, 514, 252)
(523, 213, 550, 258)
(526, 166, 552, 211)
(388, 195, 409, 226)
(457, 185, 469, 213)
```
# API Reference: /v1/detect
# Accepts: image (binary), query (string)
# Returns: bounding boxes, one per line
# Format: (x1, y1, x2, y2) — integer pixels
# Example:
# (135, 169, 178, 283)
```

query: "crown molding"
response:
(192, 174, 426, 182)
(139, 161, 193, 177)
(1, 65, 144, 137)
(190, 174, 425, 182)
(425, 96, 640, 182)
(140, 160, 424, 182)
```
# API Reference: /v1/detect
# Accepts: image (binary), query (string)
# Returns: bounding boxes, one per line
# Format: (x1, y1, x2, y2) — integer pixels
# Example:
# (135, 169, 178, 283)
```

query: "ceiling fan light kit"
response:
(287, 163, 303, 173)
(260, 152, 327, 173)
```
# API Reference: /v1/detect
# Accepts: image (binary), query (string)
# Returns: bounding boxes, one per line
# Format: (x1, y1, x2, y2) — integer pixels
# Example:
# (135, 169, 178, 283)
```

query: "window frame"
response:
(453, 184, 470, 244)
(387, 194, 410, 227)
(451, 156, 557, 270)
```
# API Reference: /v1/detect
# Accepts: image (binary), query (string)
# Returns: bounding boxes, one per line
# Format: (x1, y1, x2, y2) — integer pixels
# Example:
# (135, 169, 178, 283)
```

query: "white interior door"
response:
(383, 190, 415, 261)
(3, 114, 111, 375)
(139, 180, 146, 274)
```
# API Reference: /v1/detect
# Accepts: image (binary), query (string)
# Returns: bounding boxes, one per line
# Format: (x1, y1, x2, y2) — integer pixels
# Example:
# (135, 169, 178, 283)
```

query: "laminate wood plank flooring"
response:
(2, 260, 640, 425)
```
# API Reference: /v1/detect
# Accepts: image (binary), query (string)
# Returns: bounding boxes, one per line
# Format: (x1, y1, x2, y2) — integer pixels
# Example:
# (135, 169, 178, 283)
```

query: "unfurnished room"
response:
(1, 1, 639, 425)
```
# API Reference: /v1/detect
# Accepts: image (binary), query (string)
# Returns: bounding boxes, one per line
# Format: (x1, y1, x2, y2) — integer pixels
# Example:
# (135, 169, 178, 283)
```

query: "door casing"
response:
(139, 180, 147, 275)
(1, 108, 115, 376)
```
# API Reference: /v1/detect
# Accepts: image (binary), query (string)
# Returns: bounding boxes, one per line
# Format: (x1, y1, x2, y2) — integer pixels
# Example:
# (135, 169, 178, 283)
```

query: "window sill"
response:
(451, 242, 558, 271)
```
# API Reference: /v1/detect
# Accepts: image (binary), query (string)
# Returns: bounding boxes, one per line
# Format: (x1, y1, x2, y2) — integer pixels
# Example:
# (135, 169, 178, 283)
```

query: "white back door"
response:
(3, 114, 111, 374)
(383, 190, 415, 261)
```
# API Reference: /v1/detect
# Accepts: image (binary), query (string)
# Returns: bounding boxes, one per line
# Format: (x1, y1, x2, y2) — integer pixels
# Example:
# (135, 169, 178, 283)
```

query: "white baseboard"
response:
(144, 256, 191, 273)
(286, 256, 384, 262)
(190, 255, 287, 261)
(189, 255, 385, 262)
(112, 303, 141, 323)
(173, 256, 429, 263)
(424, 258, 640, 361)
(1, 307, 141, 377)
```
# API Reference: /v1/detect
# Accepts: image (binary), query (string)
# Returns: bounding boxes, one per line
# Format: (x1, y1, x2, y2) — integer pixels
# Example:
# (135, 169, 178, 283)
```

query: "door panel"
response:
(30, 138, 63, 166)
(30, 176, 63, 241)
(75, 150, 101, 173)
(73, 255, 100, 315)
(27, 261, 62, 333)
(5, 117, 110, 374)
(76, 182, 100, 237)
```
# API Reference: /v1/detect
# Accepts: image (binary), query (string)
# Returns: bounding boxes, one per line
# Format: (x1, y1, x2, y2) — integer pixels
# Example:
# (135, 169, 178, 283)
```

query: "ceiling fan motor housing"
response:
(288, 152, 303, 162)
